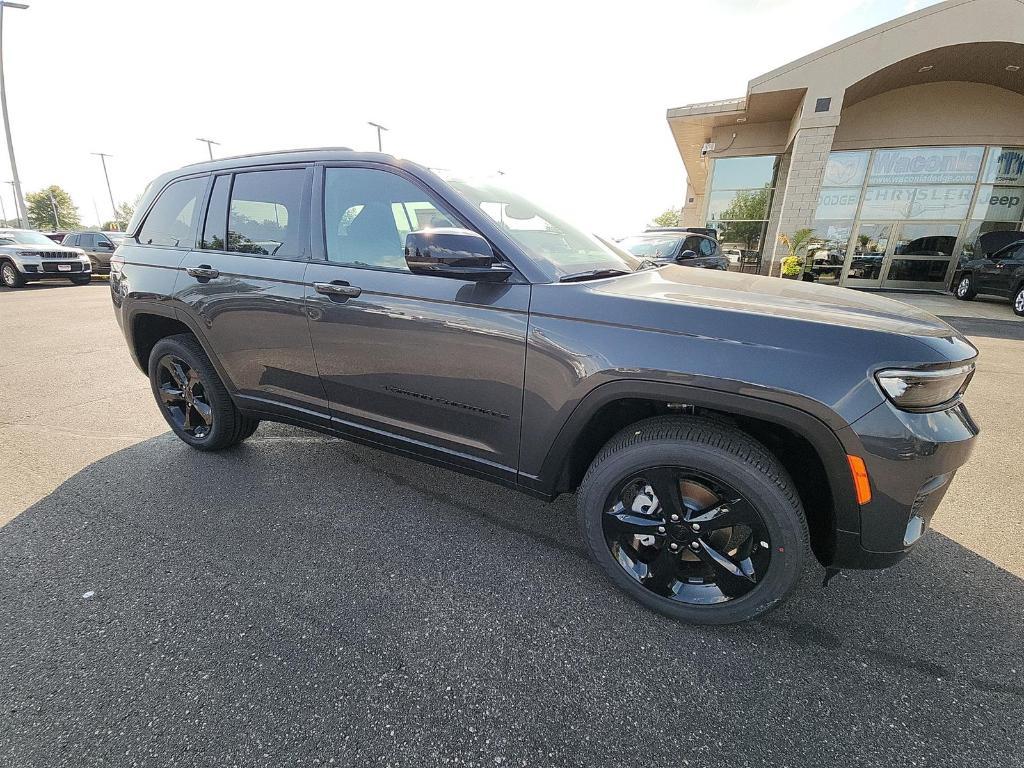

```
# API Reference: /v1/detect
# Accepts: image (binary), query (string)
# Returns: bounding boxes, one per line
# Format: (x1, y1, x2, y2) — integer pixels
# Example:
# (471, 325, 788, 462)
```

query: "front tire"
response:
(1013, 285, 1024, 317)
(148, 334, 259, 451)
(955, 273, 976, 300)
(70, 275, 91, 285)
(1, 260, 25, 288)
(577, 416, 808, 625)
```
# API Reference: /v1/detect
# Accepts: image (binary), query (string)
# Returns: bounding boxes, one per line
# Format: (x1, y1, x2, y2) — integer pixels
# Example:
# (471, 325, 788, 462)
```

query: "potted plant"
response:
(778, 228, 815, 280)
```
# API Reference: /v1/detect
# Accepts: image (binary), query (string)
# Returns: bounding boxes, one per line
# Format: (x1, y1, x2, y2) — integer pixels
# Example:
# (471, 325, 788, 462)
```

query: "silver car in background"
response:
(0, 229, 92, 288)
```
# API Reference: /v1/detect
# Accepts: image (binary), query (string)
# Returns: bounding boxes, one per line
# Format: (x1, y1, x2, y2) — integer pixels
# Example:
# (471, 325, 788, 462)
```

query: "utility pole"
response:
(47, 188, 59, 229)
(91, 152, 116, 220)
(196, 137, 219, 161)
(0, 190, 6, 225)
(367, 122, 388, 152)
(0, 2, 29, 228)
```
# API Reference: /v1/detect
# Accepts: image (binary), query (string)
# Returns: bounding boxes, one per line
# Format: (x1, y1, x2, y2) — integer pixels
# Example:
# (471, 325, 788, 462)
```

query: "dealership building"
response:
(667, 0, 1024, 290)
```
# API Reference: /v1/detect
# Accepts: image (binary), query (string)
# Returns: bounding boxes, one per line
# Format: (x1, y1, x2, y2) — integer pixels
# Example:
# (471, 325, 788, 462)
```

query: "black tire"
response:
(954, 273, 976, 300)
(148, 333, 259, 451)
(70, 275, 92, 285)
(577, 415, 809, 625)
(1013, 285, 1024, 317)
(1, 260, 25, 288)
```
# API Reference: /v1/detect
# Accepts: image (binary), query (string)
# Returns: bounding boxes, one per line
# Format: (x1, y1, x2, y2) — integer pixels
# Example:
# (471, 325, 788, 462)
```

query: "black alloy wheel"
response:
(156, 355, 214, 440)
(577, 416, 808, 624)
(147, 333, 259, 451)
(602, 468, 772, 604)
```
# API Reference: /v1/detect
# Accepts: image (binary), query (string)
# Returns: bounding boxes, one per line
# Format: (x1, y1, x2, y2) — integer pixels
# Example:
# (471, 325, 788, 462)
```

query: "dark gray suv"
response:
(111, 149, 979, 624)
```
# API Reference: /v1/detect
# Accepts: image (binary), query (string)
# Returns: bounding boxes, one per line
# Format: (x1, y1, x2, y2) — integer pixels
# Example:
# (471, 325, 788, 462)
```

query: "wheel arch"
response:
(525, 380, 861, 566)
(127, 305, 238, 394)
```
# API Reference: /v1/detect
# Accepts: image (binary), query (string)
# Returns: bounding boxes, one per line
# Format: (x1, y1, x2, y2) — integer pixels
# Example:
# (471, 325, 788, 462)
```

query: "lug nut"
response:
(670, 514, 679, 522)
(669, 543, 679, 551)
(657, 526, 666, 534)
(689, 541, 700, 550)
(691, 523, 701, 532)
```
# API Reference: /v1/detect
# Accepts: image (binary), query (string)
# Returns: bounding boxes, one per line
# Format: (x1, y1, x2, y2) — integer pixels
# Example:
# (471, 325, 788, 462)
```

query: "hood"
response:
(7, 243, 81, 254)
(587, 265, 957, 336)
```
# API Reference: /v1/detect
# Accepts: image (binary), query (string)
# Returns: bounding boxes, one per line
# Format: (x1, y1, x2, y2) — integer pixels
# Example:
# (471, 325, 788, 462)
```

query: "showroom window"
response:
(705, 155, 778, 256)
(808, 152, 869, 285)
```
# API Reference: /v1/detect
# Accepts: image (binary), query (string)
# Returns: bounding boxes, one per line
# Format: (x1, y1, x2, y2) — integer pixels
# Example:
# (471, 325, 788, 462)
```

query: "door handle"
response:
(314, 281, 361, 300)
(186, 265, 220, 280)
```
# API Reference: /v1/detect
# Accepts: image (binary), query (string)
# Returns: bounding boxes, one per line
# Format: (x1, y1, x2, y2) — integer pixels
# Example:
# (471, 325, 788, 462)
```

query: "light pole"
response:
(91, 152, 116, 221)
(367, 122, 388, 152)
(0, 1, 29, 228)
(196, 137, 219, 161)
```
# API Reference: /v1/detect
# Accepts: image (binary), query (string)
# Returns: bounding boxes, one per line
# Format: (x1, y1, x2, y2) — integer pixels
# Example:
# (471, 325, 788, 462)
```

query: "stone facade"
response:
(762, 126, 836, 276)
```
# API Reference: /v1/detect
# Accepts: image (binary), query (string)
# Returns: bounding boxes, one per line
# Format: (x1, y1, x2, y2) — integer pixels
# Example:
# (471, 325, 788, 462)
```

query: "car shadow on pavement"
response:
(2, 423, 1021, 766)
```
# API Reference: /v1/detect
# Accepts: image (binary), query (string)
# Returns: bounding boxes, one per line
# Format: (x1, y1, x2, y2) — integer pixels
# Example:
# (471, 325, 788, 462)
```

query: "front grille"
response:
(20, 250, 75, 259)
(41, 262, 83, 273)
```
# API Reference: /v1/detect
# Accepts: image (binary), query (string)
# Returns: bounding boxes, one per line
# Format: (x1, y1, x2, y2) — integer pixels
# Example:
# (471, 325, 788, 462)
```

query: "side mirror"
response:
(97, 240, 114, 249)
(677, 249, 698, 261)
(405, 228, 512, 282)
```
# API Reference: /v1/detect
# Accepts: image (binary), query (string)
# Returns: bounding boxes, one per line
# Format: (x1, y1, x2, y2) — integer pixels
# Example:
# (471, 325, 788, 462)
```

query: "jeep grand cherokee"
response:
(110, 149, 978, 624)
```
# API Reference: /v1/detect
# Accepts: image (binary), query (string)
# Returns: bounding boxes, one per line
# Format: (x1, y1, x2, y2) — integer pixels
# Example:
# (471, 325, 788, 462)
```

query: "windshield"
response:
(447, 178, 637, 276)
(7, 231, 59, 246)
(619, 234, 682, 260)
(105, 233, 126, 244)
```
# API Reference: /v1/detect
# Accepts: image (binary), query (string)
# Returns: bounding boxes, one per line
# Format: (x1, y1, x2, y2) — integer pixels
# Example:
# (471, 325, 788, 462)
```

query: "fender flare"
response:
(527, 379, 860, 535)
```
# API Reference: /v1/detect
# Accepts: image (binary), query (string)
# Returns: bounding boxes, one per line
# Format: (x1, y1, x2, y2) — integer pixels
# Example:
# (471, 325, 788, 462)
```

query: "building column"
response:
(762, 125, 837, 276)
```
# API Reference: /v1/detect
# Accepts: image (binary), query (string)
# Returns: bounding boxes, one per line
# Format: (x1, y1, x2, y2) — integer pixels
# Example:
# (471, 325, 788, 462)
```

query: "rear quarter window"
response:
(137, 176, 207, 248)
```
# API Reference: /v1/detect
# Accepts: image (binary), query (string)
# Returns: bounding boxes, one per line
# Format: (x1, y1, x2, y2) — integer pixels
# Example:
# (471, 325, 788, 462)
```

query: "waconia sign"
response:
(869, 147, 984, 185)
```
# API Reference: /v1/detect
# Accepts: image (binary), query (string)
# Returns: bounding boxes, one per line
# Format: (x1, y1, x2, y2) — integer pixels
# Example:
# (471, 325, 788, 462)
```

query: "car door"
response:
(679, 235, 721, 269)
(175, 166, 328, 419)
(996, 245, 1024, 296)
(977, 246, 1015, 295)
(304, 164, 529, 479)
(93, 234, 116, 268)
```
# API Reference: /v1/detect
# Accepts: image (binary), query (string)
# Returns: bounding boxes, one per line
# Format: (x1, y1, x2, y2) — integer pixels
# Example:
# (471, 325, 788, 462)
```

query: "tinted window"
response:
(323, 167, 458, 270)
(65, 233, 80, 246)
(228, 169, 306, 257)
(201, 175, 230, 250)
(698, 237, 715, 256)
(137, 177, 206, 247)
(80, 234, 95, 248)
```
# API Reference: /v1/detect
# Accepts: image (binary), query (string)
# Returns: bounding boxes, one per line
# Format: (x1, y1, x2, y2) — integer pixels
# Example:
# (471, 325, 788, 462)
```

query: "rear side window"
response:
(698, 237, 715, 257)
(228, 169, 306, 257)
(201, 175, 230, 250)
(137, 177, 206, 248)
(65, 234, 79, 246)
(80, 234, 95, 248)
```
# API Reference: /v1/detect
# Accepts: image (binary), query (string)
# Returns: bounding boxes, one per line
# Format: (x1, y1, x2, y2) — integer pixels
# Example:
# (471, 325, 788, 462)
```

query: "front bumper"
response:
(831, 399, 978, 569)
(16, 261, 92, 279)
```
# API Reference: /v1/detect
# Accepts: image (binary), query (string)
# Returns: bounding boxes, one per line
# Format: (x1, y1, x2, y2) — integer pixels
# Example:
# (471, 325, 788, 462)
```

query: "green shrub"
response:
(781, 256, 803, 277)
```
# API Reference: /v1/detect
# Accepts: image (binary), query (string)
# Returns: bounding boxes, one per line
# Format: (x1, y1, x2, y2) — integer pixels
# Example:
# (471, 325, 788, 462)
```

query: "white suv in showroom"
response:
(0, 229, 92, 288)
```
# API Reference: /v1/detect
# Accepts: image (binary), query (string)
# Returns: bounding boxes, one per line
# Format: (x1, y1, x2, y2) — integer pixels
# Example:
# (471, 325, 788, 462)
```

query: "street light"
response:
(196, 137, 219, 161)
(91, 152, 117, 222)
(0, 1, 29, 229)
(367, 121, 388, 152)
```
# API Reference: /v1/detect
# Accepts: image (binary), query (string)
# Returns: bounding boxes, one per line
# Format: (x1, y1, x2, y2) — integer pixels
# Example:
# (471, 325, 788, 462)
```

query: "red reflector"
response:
(847, 455, 872, 505)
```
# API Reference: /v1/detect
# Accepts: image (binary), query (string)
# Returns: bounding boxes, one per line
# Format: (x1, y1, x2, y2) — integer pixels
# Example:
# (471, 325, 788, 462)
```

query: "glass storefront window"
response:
(808, 220, 852, 286)
(847, 223, 893, 282)
(971, 185, 1024, 222)
(815, 188, 861, 221)
(822, 152, 869, 187)
(707, 188, 771, 221)
(868, 146, 984, 185)
(860, 185, 974, 220)
(959, 220, 1023, 264)
(982, 147, 1024, 184)
(709, 156, 779, 191)
(705, 220, 769, 252)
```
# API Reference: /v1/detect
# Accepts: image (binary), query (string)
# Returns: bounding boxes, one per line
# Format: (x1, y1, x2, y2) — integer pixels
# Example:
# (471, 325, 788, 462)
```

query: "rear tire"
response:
(954, 273, 976, 300)
(1013, 285, 1024, 317)
(148, 333, 259, 451)
(1, 260, 25, 288)
(577, 416, 809, 625)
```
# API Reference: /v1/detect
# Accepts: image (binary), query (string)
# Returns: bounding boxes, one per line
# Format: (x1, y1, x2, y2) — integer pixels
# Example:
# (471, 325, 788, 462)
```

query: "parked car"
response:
(619, 229, 727, 270)
(0, 229, 92, 288)
(63, 231, 126, 275)
(954, 237, 1024, 315)
(42, 231, 70, 243)
(111, 149, 978, 625)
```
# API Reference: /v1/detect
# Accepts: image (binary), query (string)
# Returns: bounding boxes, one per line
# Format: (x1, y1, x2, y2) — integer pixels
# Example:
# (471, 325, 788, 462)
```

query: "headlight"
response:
(875, 363, 974, 411)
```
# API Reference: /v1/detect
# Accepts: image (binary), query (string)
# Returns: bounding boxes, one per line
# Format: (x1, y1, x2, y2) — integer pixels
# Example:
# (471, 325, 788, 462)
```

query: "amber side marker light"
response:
(847, 455, 872, 505)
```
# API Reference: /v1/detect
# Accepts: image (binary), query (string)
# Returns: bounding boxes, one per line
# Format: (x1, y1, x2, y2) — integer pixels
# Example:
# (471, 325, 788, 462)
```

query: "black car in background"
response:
(954, 236, 1024, 316)
(619, 227, 728, 270)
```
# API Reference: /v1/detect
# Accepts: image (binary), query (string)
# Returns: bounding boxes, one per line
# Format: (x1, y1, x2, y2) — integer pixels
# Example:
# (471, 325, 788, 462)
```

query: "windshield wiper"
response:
(558, 268, 631, 283)
(634, 258, 660, 271)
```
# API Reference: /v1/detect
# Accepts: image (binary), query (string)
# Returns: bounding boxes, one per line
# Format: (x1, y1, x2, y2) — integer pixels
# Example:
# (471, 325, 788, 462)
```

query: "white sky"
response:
(1, 0, 939, 235)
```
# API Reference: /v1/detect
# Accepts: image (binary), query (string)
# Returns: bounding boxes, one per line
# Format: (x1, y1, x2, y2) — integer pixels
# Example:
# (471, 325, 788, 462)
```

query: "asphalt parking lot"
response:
(2, 281, 1023, 767)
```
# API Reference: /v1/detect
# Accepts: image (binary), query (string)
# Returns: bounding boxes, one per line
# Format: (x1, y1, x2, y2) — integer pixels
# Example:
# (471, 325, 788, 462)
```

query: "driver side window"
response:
(323, 167, 458, 270)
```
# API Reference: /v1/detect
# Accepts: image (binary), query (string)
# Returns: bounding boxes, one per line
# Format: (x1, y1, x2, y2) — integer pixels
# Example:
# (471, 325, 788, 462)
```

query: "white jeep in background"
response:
(0, 229, 92, 289)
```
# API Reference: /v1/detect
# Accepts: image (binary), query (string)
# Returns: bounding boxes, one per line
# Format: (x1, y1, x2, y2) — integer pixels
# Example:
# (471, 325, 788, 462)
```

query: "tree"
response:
(26, 185, 81, 230)
(715, 187, 771, 249)
(650, 208, 680, 227)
